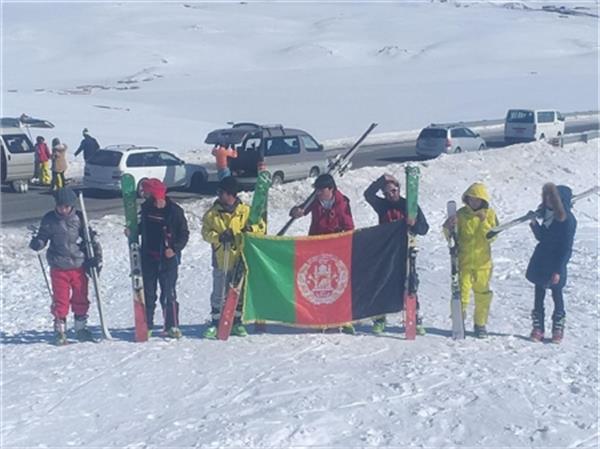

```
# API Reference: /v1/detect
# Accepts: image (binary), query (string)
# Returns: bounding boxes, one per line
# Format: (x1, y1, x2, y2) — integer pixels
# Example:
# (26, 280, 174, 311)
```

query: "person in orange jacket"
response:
(212, 143, 238, 181)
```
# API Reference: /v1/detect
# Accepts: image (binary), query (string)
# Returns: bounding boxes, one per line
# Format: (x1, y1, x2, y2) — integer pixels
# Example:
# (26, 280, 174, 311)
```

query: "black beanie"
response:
(219, 176, 239, 195)
(313, 174, 336, 190)
(55, 187, 77, 207)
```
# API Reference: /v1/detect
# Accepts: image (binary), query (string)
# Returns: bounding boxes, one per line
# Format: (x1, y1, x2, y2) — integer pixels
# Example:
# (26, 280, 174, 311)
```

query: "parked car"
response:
(416, 124, 486, 158)
(0, 115, 54, 192)
(504, 109, 565, 144)
(83, 145, 208, 194)
(205, 123, 329, 185)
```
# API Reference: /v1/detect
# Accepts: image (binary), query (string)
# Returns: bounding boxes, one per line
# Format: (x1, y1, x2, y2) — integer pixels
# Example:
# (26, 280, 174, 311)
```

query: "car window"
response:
(243, 137, 261, 152)
(301, 135, 321, 152)
(463, 128, 477, 138)
(265, 137, 300, 156)
(2, 134, 34, 154)
(418, 128, 447, 139)
(451, 128, 467, 138)
(127, 152, 162, 168)
(90, 150, 122, 167)
(157, 152, 181, 166)
(507, 110, 534, 123)
(537, 111, 555, 123)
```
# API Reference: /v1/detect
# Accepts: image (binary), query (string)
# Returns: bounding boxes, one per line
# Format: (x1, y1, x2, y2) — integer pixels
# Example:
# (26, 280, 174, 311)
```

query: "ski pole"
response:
(28, 225, 53, 302)
(78, 192, 112, 340)
(221, 242, 231, 305)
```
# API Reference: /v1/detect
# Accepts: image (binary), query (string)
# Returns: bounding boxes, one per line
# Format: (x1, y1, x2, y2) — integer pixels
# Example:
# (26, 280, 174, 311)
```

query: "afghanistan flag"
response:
(242, 221, 408, 326)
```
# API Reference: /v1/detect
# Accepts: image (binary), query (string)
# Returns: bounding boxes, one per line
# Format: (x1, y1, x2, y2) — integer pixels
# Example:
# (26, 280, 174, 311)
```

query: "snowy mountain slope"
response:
(3, 1, 598, 156)
(1, 140, 597, 448)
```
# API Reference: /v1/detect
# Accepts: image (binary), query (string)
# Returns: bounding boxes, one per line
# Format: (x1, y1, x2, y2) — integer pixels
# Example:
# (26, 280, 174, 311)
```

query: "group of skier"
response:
(28, 170, 577, 345)
(33, 129, 100, 189)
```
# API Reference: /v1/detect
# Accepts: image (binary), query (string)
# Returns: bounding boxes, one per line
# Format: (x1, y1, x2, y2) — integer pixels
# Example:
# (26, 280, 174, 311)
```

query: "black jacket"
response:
(74, 135, 100, 161)
(364, 177, 429, 236)
(140, 198, 189, 259)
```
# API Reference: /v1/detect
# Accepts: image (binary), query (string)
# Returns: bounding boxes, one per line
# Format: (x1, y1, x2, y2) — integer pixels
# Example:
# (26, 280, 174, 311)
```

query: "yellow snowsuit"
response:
(446, 183, 498, 327)
(201, 199, 266, 270)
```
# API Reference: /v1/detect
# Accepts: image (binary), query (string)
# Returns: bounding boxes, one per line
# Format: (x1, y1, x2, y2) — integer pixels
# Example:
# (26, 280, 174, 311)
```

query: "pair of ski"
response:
(446, 185, 599, 340)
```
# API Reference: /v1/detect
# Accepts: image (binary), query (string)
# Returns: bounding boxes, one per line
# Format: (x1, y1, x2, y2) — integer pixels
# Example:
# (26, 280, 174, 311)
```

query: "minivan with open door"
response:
(205, 123, 328, 185)
(0, 115, 54, 192)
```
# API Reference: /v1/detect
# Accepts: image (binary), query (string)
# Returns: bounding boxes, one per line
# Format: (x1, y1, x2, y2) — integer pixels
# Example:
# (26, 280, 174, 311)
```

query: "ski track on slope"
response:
(1, 140, 598, 447)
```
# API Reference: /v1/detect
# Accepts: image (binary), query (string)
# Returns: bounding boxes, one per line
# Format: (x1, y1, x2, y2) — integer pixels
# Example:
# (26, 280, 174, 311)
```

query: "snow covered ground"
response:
(1, 139, 598, 448)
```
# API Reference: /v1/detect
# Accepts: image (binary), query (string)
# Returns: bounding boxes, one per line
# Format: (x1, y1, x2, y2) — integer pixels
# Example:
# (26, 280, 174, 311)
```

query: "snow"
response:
(2, 1, 599, 447)
(1, 139, 598, 447)
(2, 1, 598, 160)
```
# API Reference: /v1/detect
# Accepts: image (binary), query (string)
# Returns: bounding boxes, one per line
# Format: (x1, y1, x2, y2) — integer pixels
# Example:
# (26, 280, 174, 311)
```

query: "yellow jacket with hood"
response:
(447, 182, 499, 271)
(201, 198, 266, 270)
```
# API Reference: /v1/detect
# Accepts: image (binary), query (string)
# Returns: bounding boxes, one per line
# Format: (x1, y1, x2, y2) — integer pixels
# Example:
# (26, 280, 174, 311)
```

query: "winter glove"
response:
(219, 229, 234, 245)
(84, 256, 102, 276)
(29, 238, 45, 252)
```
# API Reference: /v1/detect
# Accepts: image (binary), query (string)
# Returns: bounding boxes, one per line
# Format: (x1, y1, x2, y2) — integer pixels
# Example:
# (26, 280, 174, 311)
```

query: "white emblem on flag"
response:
(297, 253, 349, 305)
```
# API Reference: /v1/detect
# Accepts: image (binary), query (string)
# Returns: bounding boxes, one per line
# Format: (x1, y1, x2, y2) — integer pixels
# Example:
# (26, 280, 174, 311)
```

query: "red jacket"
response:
(305, 190, 354, 236)
(35, 142, 51, 162)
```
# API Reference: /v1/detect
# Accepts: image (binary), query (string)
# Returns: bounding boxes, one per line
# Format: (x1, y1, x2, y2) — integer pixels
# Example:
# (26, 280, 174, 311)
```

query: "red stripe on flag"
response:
(294, 233, 353, 325)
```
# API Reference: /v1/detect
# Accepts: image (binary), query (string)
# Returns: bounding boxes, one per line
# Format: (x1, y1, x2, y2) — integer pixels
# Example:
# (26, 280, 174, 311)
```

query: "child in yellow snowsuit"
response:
(444, 182, 498, 338)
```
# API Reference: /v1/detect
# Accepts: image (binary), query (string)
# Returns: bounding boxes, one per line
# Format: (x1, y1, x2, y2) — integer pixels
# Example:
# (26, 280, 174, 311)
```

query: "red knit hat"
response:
(142, 178, 166, 200)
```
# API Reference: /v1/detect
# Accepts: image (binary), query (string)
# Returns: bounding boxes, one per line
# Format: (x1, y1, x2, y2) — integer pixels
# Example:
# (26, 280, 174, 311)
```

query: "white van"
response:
(504, 109, 565, 144)
(0, 116, 54, 192)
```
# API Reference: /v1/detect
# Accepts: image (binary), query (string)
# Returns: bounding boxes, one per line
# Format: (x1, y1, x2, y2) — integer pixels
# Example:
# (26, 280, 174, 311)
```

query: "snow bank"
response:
(1, 139, 597, 447)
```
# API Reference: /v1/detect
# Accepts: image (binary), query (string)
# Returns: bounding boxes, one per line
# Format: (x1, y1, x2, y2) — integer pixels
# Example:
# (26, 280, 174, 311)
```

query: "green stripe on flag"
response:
(243, 236, 296, 323)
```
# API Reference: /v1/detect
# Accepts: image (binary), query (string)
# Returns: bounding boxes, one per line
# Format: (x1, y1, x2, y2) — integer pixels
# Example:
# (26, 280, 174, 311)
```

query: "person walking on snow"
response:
(50, 138, 68, 190)
(201, 176, 266, 339)
(131, 179, 189, 339)
(74, 128, 100, 163)
(289, 173, 356, 334)
(526, 183, 576, 344)
(443, 182, 498, 339)
(212, 143, 238, 181)
(28, 187, 102, 345)
(364, 173, 430, 335)
(34, 136, 52, 186)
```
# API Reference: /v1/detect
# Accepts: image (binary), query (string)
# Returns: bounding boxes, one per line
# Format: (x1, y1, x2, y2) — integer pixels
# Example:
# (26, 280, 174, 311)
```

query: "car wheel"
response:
(137, 178, 148, 198)
(272, 172, 284, 186)
(190, 172, 206, 193)
(309, 166, 320, 178)
(11, 179, 28, 193)
(454, 147, 462, 154)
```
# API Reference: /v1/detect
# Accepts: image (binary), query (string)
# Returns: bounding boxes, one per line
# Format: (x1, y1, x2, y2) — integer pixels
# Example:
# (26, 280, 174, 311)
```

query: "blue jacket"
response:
(526, 186, 577, 288)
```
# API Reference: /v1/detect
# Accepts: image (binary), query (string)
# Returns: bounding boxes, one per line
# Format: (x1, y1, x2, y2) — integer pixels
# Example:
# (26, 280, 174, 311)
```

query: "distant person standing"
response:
(212, 143, 238, 180)
(34, 136, 52, 185)
(74, 128, 100, 162)
(51, 138, 68, 190)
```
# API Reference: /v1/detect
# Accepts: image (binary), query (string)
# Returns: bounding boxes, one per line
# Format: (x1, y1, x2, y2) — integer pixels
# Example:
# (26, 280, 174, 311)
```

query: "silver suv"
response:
(205, 123, 328, 185)
(416, 124, 486, 158)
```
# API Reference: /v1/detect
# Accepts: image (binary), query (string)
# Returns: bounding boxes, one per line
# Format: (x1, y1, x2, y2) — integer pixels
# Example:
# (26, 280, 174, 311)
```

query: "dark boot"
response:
(551, 312, 565, 344)
(74, 315, 95, 342)
(530, 310, 545, 342)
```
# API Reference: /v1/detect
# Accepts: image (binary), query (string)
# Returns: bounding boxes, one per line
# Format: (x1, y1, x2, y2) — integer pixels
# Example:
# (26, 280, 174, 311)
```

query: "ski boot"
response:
(74, 315, 95, 342)
(232, 324, 248, 337)
(551, 313, 565, 344)
(372, 318, 386, 335)
(416, 315, 426, 336)
(203, 325, 217, 340)
(474, 325, 488, 339)
(54, 318, 67, 346)
(530, 310, 545, 343)
(167, 327, 183, 339)
(340, 323, 355, 335)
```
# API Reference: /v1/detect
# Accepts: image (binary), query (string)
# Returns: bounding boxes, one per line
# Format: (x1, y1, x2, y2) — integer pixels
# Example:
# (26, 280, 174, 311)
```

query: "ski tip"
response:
(486, 230, 498, 239)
